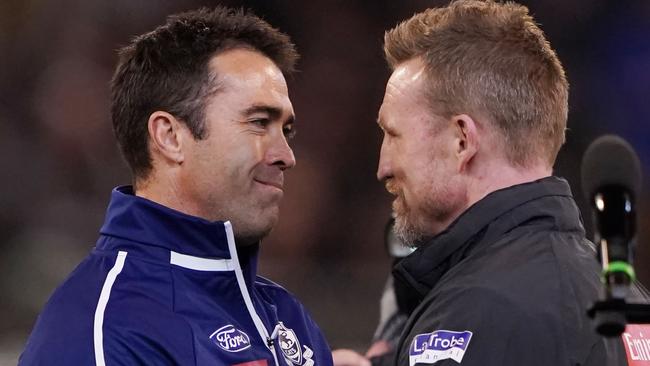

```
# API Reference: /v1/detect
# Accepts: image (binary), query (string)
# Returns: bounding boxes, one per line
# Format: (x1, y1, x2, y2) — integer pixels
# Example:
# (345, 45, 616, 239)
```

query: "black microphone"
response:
(582, 134, 642, 335)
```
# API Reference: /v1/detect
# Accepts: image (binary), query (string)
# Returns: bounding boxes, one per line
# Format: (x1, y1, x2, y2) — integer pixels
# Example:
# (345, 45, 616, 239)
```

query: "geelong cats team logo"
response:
(277, 322, 303, 364)
(210, 324, 252, 353)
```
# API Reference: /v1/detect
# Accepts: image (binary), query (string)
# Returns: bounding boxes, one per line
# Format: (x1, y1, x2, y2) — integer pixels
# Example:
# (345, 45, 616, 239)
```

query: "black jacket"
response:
(391, 177, 627, 366)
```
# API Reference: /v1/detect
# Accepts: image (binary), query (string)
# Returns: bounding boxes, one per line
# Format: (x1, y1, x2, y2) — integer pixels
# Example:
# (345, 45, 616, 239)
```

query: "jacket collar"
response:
(99, 186, 259, 271)
(393, 176, 585, 305)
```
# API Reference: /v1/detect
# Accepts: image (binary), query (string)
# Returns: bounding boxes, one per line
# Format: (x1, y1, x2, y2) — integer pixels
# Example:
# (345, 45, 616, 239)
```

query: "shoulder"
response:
(418, 283, 529, 328)
(255, 276, 305, 309)
(438, 232, 600, 331)
(22, 249, 196, 365)
(254, 276, 323, 333)
(457, 228, 600, 304)
(255, 276, 321, 329)
(482, 229, 603, 317)
(19, 250, 186, 365)
(425, 280, 570, 335)
(19, 252, 113, 364)
(99, 253, 195, 364)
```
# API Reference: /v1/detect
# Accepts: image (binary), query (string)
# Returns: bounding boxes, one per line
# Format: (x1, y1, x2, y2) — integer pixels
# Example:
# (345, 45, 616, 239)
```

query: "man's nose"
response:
(377, 139, 391, 181)
(269, 134, 296, 170)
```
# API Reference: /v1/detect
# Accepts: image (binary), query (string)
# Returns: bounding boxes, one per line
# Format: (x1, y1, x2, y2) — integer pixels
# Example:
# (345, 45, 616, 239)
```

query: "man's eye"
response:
(250, 118, 270, 128)
(283, 125, 297, 139)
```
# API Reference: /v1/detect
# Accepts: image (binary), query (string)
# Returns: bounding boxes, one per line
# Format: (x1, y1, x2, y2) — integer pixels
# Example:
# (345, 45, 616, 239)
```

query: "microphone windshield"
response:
(581, 135, 642, 201)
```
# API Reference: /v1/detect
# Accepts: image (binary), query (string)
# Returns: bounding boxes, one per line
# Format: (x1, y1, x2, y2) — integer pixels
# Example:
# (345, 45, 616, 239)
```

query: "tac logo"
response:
(210, 324, 252, 353)
(409, 329, 473, 366)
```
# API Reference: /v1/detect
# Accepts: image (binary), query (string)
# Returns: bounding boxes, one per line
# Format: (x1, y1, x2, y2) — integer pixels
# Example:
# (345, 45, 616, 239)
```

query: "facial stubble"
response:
(386, 180, 428, 247)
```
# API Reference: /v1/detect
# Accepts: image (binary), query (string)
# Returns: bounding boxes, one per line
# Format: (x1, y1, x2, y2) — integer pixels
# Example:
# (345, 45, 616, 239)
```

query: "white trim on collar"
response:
(170, 251, 234, 271)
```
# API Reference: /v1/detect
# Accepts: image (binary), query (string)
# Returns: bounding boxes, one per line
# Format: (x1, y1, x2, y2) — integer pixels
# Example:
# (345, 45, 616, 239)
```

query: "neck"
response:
(135, 173, 207, 220)
(465, 158, 552, 209)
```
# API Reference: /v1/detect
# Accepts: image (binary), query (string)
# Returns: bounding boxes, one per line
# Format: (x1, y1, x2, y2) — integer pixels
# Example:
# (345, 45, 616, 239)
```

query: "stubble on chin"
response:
(392, 197, 428, 247)
(233, 204, 280, 246)
(386, 181, 428, 247)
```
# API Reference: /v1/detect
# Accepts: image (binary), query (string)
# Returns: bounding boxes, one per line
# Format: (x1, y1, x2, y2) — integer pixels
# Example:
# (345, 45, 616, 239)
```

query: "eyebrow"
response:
(242, 105, 295, 124)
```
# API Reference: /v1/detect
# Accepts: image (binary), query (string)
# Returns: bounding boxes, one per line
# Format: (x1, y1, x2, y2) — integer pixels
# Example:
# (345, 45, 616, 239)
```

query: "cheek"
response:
(402, 151, 450, 200)
(187, 140, 243, 189)
(401, 167, 432, 204)
(220, 136, 264, 171)
(402, 151, 434, 185)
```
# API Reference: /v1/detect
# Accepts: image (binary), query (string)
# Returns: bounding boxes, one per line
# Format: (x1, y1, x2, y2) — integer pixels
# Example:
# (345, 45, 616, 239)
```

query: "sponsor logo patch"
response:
(210, 324, 252, 353)
(409, 329, 473, 365)
(622, 324, 650, 365)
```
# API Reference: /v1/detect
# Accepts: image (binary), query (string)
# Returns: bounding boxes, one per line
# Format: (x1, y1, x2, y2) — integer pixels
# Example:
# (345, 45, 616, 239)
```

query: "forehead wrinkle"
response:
(389, 64, 427, 101)
(383, 73, 428, 129)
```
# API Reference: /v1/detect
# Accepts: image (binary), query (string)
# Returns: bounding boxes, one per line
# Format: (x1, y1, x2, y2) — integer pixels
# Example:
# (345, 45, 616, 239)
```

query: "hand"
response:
(332, 349, 371, 366)
(365, 340, 391, 359)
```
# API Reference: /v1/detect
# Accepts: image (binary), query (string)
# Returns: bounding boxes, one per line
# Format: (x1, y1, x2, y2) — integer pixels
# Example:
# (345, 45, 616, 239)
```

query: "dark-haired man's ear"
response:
(147, 111, 185, 165)
(452, 114, 479, 173)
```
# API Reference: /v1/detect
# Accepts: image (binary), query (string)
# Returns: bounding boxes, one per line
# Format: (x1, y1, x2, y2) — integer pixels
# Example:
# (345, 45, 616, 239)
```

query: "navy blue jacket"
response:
(20, 186, 333, 366)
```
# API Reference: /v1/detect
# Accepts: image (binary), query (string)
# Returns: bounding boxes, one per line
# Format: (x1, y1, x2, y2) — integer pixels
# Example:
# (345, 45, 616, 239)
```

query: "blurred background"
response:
(1, 0, 649, 363)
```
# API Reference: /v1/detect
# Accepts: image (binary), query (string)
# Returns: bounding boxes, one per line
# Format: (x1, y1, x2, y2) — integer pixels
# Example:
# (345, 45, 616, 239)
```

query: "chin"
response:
(394, 213, 426, 247)
(235, 224, 274, 246)
(234, 211, 278, 245)
(393, 198, 436, 247)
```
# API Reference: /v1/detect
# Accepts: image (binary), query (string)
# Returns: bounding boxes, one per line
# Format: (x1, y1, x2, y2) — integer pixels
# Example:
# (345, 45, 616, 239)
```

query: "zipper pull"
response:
(268, 323, 282, 348)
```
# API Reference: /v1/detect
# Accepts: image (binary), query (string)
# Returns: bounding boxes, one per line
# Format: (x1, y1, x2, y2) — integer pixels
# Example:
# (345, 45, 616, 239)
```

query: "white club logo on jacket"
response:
(276, 322, 314, 366)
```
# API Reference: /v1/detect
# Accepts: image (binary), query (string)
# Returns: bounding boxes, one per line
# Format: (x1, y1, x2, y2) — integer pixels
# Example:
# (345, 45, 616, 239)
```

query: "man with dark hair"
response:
(20, 7, 332, 366)
(335, 1, 626, 365)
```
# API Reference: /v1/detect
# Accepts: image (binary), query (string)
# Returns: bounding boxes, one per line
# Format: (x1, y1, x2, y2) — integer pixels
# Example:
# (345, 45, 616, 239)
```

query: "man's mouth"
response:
(254, 179, 283, 191)
(385, 180, 400, 196)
